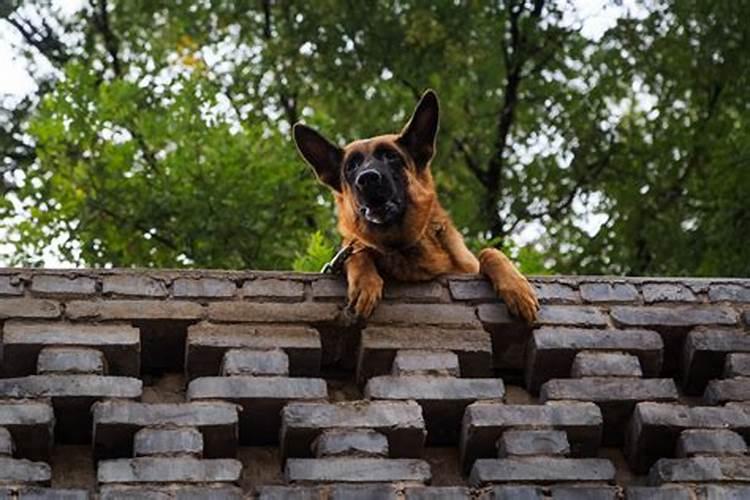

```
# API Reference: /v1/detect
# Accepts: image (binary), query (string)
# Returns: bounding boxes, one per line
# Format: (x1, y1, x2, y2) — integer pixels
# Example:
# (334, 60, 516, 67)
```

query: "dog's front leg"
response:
(479, 248, 539, 322)
(345, 248, 383, 318)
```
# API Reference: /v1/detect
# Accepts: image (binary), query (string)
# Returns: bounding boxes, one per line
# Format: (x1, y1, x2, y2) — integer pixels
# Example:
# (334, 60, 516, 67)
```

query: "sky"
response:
(0, 0, 647, 267)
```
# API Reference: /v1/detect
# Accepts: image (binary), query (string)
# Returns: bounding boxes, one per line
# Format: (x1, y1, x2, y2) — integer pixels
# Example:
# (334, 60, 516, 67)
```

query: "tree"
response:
(1, 0, 749, 276)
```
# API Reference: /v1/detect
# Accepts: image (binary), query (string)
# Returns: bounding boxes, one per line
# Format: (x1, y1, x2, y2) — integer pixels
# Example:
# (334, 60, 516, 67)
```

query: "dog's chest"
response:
(374, 232, 454, 281)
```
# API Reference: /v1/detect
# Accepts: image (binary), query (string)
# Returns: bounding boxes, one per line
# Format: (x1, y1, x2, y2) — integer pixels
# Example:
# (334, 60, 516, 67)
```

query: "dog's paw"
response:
(479, 248, 540, 323)
(347, 273, 383, 319)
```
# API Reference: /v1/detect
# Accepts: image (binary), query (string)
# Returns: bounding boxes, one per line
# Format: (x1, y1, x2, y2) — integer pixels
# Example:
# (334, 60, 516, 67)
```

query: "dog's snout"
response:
(355, 169, 382, 190)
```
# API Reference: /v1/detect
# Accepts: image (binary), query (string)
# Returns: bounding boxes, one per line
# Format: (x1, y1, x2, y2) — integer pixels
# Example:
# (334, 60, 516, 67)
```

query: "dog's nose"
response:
(355, 169, 382, 190)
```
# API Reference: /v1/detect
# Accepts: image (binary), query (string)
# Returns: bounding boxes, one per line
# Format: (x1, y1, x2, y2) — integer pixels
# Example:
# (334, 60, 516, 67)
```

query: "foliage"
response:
(1, 0, 749, 276)
(292, 230, 337, 273)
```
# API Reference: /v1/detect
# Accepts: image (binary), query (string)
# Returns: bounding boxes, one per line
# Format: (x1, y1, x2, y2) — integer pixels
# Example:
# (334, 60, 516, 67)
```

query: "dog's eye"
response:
(378, 149, 400, 164)
(345, 153, 363, 172)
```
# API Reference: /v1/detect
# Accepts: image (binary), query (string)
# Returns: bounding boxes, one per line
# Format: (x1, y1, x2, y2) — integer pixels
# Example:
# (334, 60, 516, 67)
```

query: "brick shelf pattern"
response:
(0, 268, 749, 498)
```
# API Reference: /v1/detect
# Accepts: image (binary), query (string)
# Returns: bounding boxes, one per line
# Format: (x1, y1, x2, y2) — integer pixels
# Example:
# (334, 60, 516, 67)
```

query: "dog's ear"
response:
(398, 89, 440, 169)
(293, 123, 344, 192)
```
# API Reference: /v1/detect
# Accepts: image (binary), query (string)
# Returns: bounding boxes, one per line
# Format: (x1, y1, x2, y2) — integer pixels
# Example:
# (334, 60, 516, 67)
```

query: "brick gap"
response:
(313, 322, 363, 378)
(133, 319, 195, 376)
(50, 444, 96, 492)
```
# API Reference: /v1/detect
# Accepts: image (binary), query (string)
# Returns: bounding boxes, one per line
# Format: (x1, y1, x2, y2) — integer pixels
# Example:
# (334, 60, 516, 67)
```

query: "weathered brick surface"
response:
(369, 303, 480, 327)
(580, 282, 638, 303)
(221, 348, 289, 376)
(642, 283, 697, 303)
(611, 306, 737, 327)
(173, 278, 236, 298)
(208, 301, 340, 323)
(392, 349, 460, 377)
(447, 279, 495, 301)
(536, 305, 608, 327)
(0, 427, 13, 456)
(525, 327, 662, 391)
(0, 456, 51, 484)
(0, 488, 90, 499)
(281, 401, 426, 459)
(99, 486, 242, 499)
(310, 277, 347, 300)
(497, 429, 570, 457)
(93, 401, 239, 459)
(469, 457, 615, 485)
(66, 300, 203, 320)
(571, 351, 643, 378)
(682, 329, 750, 393)
(358, 326, 492, 381)
(101, 274, 167, 297)
(242, 278, 305, 301)
(0, 374, 142, 399)
(625, 486, 692, 500)
(97, 457, 242, 483)
(0, 299, 61, 319)
(188, 376, 327, 444)
(314, 429, 389, 458)
(649, 457, 750, 484)
(186, 322, 321, 378)
(37, 347, 106, 375)
(2, 321, 139, 377)
(133, 427, 204, 457)
(0, 400, 54, 461)
(331, 484, 399, 500)
(725, 353, 750, 377)
(460, 402, 603, 470)
(383, 281, 446, 302)
(551, 487, 618, 500)
(703, 377, 750, 404)
(257, 486, 322, 500)
(0, 275, 22, 296)
(489, 486, 543, 500)
(675, 429, 747, 457)
(708, 284, 750, 302)
(696, 486, 750, 499)
(31, 275, 97, 296)
(285, 457, 431, 484)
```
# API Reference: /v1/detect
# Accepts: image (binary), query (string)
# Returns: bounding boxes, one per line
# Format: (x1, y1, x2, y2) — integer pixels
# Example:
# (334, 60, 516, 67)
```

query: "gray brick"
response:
(489, 486, 543, 500)
(448, 279, 495, 301)
(649, 457, 750, 484)
(404, 487, 471, 500)
(625, 486, 692, 500)
(366, 375, 504, 444)
(642, 283, 697, 303)
(611, 306, 737, 327)
(314, 429, 388, 458)
(330, 485, 398, 500)
(134, 427, 204, 457)
(580, 282, 638, 303)
(675, 429, 747, 457)
(207, 301, 340, 323)
(284, 457, 430, 484)
(497, 429, 570, 457)
(0, 457, 51, 484)
(383, 281, 445, 302)
(697, 485, 750, 500)
(369, 303, 480, 327)
(704, 378, 750, 405)
(3, 321, 139, 377)
(242, 278, 305, 301)
(536, 305, 608, 327)
(551, 487, 618, 500)
(221, 348, 289, 376)
(93, 401, 239, 459)
(0, 374, 141, 399)
(0, 299, 61, 319)
(281, 401, 426, 459)
(66, 300, 203, 321)
(186, 322, 320, 378)
(257, 486, 321, 500)
(173, 278, 236, 298)
(0, 427, 12, 456)
(8, 488, 90, 500)
(476, 303, 532, 371)
(682, 330, 750, 394)
(460, 402, 603, 471)
(725, 353, 750, 377)
(188, 376, 327, 445)
(525, 327, 662, 392)
(625, 402, 750, 473)
(708, 284, 750, 302)
(37, 347, 106, 375)
(310, 278, 347, 300)
(392, 350, 460, 377)
(534, 282, 580, 304)
(97, 457, 242, 483)
(571, 351, 643, 378)
(357, 326, 492, 382)
(102, 275, 167, 297)
(31, 275, 96, 296)
(100, 486, 241, 500)
(0, 275, 22, 295)
(469, 457, 615, 485)
(0, 400, 54, 461)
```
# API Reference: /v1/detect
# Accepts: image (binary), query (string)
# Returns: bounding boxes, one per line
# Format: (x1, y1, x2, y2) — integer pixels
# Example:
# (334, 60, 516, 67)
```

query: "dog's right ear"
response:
(293, 123, 343, 192)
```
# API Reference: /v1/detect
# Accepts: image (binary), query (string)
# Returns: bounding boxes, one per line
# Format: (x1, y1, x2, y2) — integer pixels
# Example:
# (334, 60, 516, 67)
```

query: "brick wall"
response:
(0, 268, 749, 499)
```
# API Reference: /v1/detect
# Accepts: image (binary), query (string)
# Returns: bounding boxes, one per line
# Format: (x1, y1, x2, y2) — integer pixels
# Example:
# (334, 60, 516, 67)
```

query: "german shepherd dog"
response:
(293, 90, 539, 322)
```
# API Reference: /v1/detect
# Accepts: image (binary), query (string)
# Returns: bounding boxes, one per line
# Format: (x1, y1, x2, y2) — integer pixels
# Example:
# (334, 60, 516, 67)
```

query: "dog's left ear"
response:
(398, 89, 440, 169)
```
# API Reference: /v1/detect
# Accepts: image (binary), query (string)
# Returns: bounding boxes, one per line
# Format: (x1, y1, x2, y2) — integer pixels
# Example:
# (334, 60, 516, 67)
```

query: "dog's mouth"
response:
(360, 200, 401, 225)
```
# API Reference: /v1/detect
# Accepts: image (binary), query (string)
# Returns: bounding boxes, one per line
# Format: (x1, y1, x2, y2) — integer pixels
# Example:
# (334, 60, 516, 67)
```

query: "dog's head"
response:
(293, 90, 439, 230)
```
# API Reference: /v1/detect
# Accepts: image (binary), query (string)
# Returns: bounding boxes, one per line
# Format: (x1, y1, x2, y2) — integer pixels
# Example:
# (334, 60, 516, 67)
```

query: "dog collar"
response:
(320, 242, 357, 274)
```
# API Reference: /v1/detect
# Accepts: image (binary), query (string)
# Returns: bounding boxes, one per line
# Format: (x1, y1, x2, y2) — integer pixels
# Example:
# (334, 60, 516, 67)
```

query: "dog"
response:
(293, 90, 539, 322)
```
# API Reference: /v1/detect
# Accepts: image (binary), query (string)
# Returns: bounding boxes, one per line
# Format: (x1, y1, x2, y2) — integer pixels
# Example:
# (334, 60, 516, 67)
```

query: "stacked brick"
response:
(0, 269, 749, 498)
